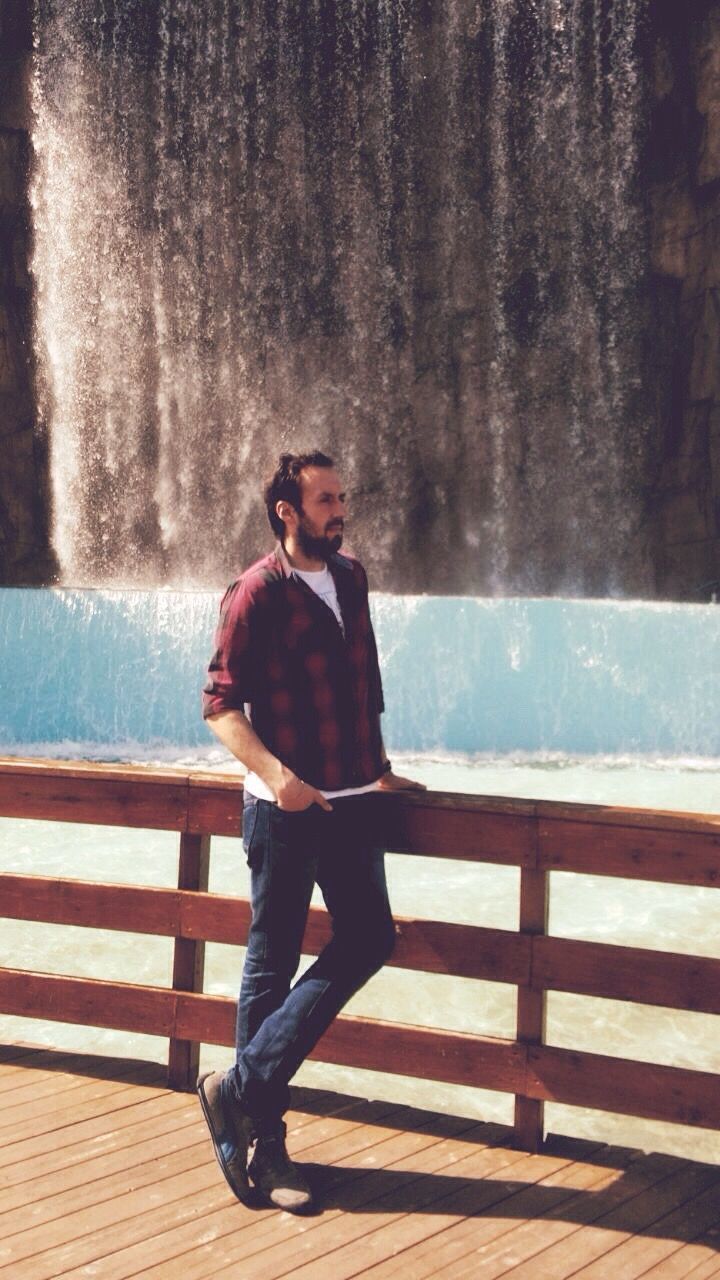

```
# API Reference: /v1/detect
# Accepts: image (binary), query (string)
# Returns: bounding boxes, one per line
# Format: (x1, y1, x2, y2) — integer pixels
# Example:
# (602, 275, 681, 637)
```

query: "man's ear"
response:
(276, 499, 297, 530)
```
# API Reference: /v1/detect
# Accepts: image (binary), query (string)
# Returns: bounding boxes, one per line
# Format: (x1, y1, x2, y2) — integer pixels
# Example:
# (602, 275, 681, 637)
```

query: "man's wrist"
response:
(260, 758, 294, 798)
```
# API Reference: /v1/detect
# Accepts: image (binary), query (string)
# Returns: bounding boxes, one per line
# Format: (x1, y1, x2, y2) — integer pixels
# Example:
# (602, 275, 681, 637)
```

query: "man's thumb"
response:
(314, 789, 333, 812)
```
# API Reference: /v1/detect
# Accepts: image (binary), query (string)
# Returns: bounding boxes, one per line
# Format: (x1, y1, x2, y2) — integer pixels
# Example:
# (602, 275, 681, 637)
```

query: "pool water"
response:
(2, 590, 720, 760)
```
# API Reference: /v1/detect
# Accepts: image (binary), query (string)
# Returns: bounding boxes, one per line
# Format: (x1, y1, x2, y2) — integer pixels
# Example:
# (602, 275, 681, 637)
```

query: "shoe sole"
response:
(197, 1071, 252, 1203)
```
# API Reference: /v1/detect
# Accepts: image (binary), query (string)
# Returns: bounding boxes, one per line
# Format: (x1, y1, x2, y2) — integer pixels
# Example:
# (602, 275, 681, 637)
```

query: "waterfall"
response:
(2, 587, 719, 758)
(31, 0, 651, 595)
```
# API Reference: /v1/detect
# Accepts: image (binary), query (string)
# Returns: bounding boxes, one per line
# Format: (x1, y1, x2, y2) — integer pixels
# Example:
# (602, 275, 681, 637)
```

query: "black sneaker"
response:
(197, 1070, 254, 1202)
(248, 1123, 314, 1213)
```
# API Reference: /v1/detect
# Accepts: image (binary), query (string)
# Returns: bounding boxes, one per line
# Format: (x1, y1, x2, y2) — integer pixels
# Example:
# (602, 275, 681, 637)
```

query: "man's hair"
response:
(264, 451, 335, 538)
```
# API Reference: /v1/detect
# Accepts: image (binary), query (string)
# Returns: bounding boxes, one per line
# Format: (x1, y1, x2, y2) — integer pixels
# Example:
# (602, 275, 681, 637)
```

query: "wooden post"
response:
(513, 864, 549, 1152)
(168, 832, 211, 1090)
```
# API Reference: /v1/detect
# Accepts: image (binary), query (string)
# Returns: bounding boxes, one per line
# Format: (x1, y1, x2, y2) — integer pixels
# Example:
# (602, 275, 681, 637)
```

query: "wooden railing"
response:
(1, 757, 719, 1154)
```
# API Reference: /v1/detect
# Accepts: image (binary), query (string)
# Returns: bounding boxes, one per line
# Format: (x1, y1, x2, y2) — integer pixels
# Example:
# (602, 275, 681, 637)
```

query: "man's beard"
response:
(296, 517, 343, 562)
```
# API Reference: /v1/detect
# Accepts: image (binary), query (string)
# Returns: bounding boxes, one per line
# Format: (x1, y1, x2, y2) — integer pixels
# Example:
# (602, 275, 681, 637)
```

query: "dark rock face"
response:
(0, 0, 56, 583)
(646, 0, 720, 600)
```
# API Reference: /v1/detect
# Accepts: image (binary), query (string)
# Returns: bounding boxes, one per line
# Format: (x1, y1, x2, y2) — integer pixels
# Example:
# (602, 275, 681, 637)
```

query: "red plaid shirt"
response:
(202, 544, 386, 790)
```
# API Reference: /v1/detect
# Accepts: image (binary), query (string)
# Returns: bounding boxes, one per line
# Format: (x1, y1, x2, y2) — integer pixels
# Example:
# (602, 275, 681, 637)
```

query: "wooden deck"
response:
(1, 1046, 718, 1280)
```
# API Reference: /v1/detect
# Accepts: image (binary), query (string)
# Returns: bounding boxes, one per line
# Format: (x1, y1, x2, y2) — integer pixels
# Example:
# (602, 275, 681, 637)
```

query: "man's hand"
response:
(275, 770, 333, 812)
(377, 770, 427, 792)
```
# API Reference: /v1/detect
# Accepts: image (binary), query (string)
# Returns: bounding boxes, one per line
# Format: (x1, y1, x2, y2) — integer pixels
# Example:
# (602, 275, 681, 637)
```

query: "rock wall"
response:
(648, 0, 720, 599)
(0, 0, 55, 583)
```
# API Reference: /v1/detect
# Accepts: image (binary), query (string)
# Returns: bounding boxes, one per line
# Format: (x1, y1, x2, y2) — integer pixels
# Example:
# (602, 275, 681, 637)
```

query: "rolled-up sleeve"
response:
(202, 580, 258, 719)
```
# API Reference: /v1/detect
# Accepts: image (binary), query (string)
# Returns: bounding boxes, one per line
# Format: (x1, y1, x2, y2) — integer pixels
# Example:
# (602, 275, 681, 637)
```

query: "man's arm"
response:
(206, 709, 332, 811)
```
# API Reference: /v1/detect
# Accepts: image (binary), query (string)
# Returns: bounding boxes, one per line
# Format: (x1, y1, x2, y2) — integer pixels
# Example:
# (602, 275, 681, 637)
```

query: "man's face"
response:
(294, 466, 346, 561)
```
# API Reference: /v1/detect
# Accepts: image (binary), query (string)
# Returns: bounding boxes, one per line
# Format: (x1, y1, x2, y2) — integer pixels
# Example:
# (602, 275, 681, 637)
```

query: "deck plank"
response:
(482, 1162, 720, 1279)
(563, 1177, 720, 1279)
(0, 1048, 717, 1280)
(683, 1259, 720, 1279)
(643, 1240, 720, 1278)
(435, 1151, 678, 1279)
(0, 1076, 170, 1147)
(0, 1055, 163, 1108)
(352, 1138, 642, 1279)
(1, 1091, 195, 1183)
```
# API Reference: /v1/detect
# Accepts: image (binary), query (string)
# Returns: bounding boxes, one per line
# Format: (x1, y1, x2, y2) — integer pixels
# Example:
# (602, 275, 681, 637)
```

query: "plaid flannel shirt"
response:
(202, 544, 386, 791)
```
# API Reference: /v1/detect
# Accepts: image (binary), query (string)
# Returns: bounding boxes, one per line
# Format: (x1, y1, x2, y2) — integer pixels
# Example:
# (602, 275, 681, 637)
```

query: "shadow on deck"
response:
(1, 1045, 719, 1280)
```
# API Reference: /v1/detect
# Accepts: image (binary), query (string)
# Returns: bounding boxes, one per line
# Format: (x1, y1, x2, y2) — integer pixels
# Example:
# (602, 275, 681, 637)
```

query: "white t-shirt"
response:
(293, 565, 344, 633)
(243, 564, 380, 802)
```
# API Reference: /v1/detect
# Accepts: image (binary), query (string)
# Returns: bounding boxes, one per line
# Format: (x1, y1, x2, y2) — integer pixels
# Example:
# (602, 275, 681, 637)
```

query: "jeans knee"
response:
(245, 934, 302, 989)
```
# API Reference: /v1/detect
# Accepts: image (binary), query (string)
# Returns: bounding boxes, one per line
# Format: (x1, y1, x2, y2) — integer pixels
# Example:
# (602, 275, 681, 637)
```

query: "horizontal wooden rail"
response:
(1, 756, 719, 1156)
(0, 873, 527, 984)
(523, 1045, 720, 1131)
(5, 872, 720, 1014)
(1, 757, 719, 880)
(538, 816, 720, 886)
(534, 935, 720, 1015)
(2, 968, 718, 1132)
(0, 970, 525, 1092)
(0, 758, 539, 860)
(0, 761, 190, 830)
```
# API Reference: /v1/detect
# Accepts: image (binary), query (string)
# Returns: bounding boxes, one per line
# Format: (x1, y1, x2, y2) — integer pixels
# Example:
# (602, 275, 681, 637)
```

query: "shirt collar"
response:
(275, 541, 294, 578)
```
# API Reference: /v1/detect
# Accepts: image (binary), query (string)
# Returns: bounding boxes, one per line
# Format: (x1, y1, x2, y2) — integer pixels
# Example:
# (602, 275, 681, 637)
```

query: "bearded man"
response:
(199, 450, 423, 1212)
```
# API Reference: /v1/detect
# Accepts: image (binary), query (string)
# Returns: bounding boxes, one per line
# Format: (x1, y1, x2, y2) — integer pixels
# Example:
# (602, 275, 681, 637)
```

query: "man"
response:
(199, 450, 424, 1213)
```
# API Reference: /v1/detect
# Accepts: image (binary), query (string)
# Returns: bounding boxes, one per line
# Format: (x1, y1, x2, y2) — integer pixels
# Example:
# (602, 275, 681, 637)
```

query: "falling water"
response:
(31, 0, 651, 594)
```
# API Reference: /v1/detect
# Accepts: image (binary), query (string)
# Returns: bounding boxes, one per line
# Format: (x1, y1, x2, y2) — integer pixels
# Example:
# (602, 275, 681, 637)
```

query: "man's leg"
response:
(239, 793, 395, 1208)
(198, 795, 316, 1209)
(235, 794, 395, 1113)
(199, 794, 395, 1209)
(231, 796, 317, 1127)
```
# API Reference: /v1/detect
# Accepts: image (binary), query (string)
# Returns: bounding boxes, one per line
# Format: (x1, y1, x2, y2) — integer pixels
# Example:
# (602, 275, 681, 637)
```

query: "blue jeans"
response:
(224, 792, 395, 1133)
